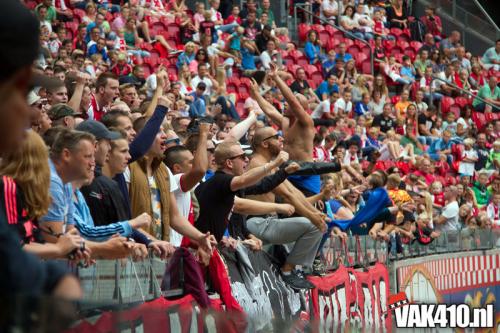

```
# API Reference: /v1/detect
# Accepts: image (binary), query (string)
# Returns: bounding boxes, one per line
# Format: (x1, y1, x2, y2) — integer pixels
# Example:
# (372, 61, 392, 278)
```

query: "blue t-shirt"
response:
(229, 33, 241, 51)
(241, 47, 256, 70)
(354, 102, 370, 116)
(315, 81, 339, 98)
(39, 159, 75, 230)
(400, 65, 415, 79)
(335, 53, 353, 63)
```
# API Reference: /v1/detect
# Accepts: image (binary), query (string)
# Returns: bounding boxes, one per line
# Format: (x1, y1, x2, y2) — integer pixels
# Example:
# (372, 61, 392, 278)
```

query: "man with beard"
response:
(245, 126, 328, 288)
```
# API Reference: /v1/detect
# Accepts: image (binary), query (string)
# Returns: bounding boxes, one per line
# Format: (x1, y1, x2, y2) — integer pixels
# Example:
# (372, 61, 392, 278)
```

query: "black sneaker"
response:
(282, 271, 315, 290)
(312, 258, 326, 276)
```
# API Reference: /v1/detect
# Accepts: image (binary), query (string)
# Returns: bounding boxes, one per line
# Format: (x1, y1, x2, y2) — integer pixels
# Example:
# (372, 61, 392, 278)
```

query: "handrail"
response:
(293, 3, 374, 76)
(469, 0, 500, 36)
(430, 75, 498, 109)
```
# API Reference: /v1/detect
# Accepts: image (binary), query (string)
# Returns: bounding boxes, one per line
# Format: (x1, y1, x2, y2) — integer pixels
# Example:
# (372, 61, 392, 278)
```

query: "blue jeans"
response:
(127, 50, 151, 58)
(189, 97, 206, 118)
(417, 136, 435, 146)
(424, 92, 443, 105)
(429, 153, 453, 165)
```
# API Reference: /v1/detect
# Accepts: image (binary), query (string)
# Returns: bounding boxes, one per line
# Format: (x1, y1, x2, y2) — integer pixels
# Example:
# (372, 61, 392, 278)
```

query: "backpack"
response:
(409, 19, 425, 42)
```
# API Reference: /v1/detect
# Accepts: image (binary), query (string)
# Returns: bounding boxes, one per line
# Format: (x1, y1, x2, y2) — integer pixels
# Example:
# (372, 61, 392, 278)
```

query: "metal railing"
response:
(292, 3, 374, 76)
(72, 229, 499, 306)
(321, 228, 499, 271)
(430, 75, 498, 110)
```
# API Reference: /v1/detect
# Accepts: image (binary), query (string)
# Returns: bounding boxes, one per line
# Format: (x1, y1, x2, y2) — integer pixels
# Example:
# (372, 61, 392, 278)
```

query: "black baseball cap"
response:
(76, 120, 121, 140)
(0, 0, 60, 88)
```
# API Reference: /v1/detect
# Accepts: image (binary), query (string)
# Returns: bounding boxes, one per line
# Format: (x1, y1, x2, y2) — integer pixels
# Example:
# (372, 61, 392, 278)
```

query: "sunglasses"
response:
(228, 153, 246, 160)
(164, 138, 181, 146)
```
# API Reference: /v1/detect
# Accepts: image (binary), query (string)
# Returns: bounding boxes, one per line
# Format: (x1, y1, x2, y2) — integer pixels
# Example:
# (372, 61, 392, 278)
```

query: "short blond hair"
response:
(214, 139, 239, 168)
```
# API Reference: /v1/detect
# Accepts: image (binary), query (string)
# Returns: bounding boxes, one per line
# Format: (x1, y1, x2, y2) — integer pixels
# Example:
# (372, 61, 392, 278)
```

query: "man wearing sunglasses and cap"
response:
(0, 0, 82, 327)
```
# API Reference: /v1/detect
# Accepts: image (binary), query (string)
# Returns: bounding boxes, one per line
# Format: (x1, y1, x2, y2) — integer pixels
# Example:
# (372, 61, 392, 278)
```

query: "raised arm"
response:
(249, 78, 283, 127)
(230, 151, 288, 191)
(67, 72, 89, 113)
(226, 110, 258, 141)
(269, 63, 313, 127)
(179, 123, 209, 191)
(129, 97, 170, 162)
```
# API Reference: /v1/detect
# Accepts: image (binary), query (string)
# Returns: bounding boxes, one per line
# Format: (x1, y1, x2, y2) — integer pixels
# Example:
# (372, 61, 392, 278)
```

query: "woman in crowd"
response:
(0, 131, 85, 259)
(304, 30, 324, 65)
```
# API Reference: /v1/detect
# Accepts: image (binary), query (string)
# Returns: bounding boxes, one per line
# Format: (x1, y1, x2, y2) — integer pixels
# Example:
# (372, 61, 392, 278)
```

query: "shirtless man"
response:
(249, 63, 341, 196)
(248, 127, 329, 232)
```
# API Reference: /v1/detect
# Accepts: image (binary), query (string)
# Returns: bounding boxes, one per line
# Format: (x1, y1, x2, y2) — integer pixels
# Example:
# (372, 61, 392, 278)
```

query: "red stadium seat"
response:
(440, 96, 455, 114)
(166, 23, 180, 42)
(397, 40, 410, 50)
(150, 22, 166, 36)
(166, 64, 178, 77)
(226, 83, 238, 94)
(355, 53, 368, 68)
(390, 46, 403, 57)
(472, 112, 486, 131)
(347, 45, 361, 58)
(227, 77, 241, 86)
(296, 56, 309, 67)
(403, 47, 416, 61)
(311, 71, 323, 87)
(410, 41, 423, 52)
(312, 24, 325, 32)
(454, 96, 471, 109)
(304, 64, 317, 78)
(361, 60, 372, 74)
(390, 27, 403, 38)
(307, 79, 318, 89)
(298, 23, 311, 42)
(383, 39, 396, 51)
(318, 30, 331, 47)
(240, 77, 251, 87)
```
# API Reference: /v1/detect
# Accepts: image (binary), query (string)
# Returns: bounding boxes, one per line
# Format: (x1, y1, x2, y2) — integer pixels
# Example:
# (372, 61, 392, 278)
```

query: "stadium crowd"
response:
(0, 0, 500, 299)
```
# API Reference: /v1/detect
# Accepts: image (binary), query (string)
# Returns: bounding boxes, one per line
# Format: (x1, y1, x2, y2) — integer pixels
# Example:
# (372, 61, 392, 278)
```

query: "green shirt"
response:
(36, 4, 56, 23)
(473, 84, 500, 107)
(257, 8, 275, 26)
(472, 181, 490, 208)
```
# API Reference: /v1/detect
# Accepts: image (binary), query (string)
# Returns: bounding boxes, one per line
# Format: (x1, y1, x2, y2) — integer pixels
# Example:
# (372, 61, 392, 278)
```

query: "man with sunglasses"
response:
(194, 140, 290, 243)
(246, 127, 330, 285)
(29, 91, 52, 135)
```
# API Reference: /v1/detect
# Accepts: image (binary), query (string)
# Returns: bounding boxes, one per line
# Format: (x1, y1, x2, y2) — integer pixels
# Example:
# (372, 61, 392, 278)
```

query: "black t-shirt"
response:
(290, 80, 311, 95)
(475, 146, 490, 170)
(372, 114, 395, 133)
(195, 171, 236, 241)
(255, 33, 270, 53)
(81, 169, 130, 226)
(417, 113, 435, 133)
(195, 169, 289, 241)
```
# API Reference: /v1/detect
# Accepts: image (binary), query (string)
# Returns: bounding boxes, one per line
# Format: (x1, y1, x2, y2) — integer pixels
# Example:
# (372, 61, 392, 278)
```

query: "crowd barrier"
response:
(58, 229, 498, 332)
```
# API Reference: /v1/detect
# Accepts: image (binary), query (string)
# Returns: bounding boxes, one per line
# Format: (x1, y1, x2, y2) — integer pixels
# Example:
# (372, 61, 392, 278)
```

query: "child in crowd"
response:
(459, 138, 478, 177)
